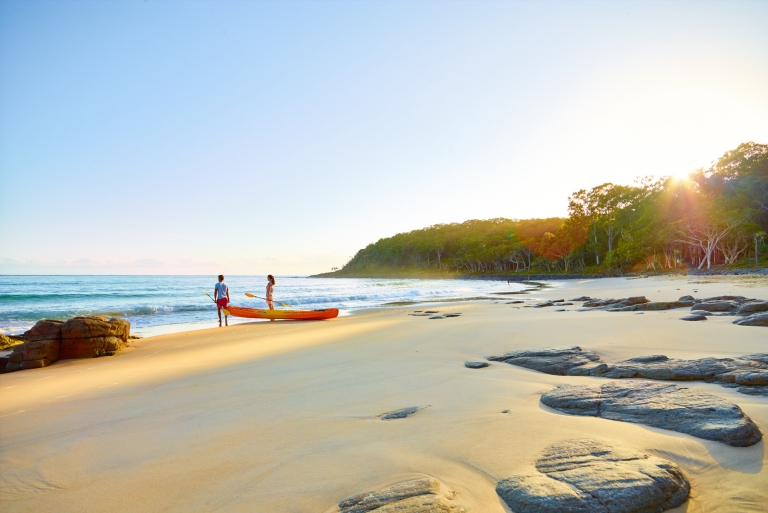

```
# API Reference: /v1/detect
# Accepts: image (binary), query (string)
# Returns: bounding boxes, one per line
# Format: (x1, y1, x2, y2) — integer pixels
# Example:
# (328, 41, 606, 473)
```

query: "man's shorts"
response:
(216, 298, 229, 308)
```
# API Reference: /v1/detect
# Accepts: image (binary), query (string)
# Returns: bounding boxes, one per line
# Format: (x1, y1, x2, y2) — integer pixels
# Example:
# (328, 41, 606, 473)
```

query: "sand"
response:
(1, 277, 767, 512)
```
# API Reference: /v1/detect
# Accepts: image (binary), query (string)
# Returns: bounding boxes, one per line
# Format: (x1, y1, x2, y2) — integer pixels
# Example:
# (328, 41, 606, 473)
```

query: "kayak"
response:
(226, 305, 339, 321)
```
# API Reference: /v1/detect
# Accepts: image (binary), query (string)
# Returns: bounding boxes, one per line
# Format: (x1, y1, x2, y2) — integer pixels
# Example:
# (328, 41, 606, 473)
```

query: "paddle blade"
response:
(223, 308, 230, 316)
(245, 292, 256, 298)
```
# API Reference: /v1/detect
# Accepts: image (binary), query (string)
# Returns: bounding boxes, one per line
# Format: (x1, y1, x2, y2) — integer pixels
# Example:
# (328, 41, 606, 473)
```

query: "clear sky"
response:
(1, 0, 767, 275)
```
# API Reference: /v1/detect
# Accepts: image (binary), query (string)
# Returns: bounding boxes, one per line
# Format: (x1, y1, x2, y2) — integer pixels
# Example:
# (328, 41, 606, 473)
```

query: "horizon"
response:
(2, 0, 767, 275)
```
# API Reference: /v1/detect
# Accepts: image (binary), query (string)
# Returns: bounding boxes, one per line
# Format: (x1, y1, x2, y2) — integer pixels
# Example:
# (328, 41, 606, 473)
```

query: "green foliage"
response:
(335, 142, 768, 275)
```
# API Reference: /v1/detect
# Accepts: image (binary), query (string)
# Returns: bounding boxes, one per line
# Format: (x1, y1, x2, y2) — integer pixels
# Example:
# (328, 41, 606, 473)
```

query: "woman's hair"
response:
(267, 274, 275, 284)
(218, 275, 224, 281)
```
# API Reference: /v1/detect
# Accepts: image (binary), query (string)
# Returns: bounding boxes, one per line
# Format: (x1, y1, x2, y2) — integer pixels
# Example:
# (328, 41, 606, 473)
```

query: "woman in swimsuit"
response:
(266, 275, 276, 321)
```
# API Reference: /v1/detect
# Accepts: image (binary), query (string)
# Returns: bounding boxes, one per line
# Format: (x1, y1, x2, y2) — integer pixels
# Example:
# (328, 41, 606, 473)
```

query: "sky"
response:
(1, 0, 767, 275)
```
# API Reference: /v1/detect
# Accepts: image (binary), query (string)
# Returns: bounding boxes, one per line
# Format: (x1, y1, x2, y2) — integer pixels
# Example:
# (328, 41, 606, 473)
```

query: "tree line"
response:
(339, 142, 768, 275)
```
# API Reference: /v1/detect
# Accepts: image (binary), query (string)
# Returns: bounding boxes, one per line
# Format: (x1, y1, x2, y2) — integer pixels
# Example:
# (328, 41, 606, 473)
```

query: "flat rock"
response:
(733, 313, 768, 326)
(680, 314, 707, 321)
(569, 296, 592, 301)
(488, 346, 601, 375)
(692, 301, 738, 312)
(492, 347, 768, 393)
(541, 382, 762, 446)
(379, 406, 427, 420)
(336, 477, 466, 513)
(464, 361, 489, 369)
(496, 439, 689, 513)
(737, 301, 768, 314)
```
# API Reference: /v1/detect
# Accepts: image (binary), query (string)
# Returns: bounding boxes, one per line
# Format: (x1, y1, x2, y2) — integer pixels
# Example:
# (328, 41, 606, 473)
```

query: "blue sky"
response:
(1, 0, 767, 275)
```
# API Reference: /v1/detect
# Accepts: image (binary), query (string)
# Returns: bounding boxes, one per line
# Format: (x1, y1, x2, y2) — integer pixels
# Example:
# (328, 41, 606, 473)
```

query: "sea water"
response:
(0, 275, 532, 336)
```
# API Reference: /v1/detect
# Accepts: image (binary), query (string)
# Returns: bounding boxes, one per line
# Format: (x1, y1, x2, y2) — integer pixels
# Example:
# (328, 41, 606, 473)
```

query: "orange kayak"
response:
(226, 305, 339, 321)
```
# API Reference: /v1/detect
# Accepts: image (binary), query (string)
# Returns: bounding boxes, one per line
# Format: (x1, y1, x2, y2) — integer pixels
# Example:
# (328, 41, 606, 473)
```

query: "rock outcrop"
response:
(579, 294, 768, 319)
(489, 347, 768, 395)
(734, 313, 768, 327)
(60, 316, 130, 359)
(541, 382, 762, 446)
(4, 316, 131, 373)
(335, 477, 467, 513)
(496, 439, 689, 513)
(488, 346, 603, 376)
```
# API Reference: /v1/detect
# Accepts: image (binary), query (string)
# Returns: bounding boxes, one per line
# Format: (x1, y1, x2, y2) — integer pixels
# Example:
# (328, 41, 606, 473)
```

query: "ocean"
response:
(0, 275, 533, 336)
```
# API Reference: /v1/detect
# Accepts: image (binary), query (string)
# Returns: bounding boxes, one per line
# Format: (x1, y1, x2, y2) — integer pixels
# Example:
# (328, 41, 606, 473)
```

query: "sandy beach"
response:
(1, 276, 767, 512)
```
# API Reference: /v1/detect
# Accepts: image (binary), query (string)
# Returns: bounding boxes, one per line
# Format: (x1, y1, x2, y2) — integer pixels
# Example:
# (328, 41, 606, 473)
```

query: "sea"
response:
(0, 275, 534, 336)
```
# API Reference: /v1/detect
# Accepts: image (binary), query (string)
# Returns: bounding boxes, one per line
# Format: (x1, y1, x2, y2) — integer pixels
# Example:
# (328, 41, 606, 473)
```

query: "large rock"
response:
(26, 319, 64, 342)
(335, 477, 467, 513)
(23, 339, 60, 362)
(733, 313, 768, 327)
(737, 301, 768, 314)
(488, 346, 602, 376)
(541, 382, 762, 447)
(492, 347, 768, 395)
(691, 301, 738, 313)
(60, 316, 131, 359)
(496, 439, 689, 513)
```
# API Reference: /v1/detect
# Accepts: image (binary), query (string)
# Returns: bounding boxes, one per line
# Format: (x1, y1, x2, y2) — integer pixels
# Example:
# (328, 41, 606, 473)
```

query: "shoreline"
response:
(1, 276, 766, 512)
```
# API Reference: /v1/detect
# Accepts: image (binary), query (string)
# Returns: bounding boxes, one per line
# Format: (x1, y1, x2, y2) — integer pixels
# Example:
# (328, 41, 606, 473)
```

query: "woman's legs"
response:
(267, 300, 274, 321)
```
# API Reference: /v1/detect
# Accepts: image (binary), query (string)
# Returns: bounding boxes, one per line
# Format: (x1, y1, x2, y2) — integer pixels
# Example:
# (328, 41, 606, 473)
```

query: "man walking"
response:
(214, 275, 230, 327)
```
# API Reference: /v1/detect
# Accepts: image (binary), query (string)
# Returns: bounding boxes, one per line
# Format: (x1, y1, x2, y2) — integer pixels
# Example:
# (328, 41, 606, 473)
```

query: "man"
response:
(214, 275, 230, 327)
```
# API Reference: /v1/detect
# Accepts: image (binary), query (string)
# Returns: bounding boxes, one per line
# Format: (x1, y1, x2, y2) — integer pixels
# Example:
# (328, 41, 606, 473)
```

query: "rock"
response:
(0, 333, 25, 351)
(19, 359, 51, 370)
(337, 477, 466, 513)
(22, 339, 60, 362)
(26, 319, 64, 342)
(492, 347, 768, 392)
(60, 316, 130, 359)
(502, 409, 510, 413)
(380, 406, 426, 420)
(464, 361, 489, 369)
(428, 316, 443, 320)
(681, 314, 707, 321)
(692, 301, 738, 312)
(5, 362, 21, 372)
(678, 295, 695, 301)
(541, 382, 762, 447)
(506, 300, 524, 304)
(496, 439, 689, 513)
(737, 302, 768, 314)
(488, 346, 601, 375)
(569, 296, 592, 301)
(733, 313, 768, 326)
(8, 350, 24, 363)
(444, 314, 461, 318)
(736, 386, 768, 397)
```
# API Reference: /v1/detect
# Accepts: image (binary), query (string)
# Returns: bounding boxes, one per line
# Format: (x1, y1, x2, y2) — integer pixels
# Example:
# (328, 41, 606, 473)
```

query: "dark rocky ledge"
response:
(541, 382, 762, 447)
(497, 439, 690, 513)
(488, 346, 768, 396)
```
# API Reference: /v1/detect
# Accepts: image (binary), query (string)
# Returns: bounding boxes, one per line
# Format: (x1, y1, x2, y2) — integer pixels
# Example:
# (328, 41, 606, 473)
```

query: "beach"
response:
(1, 276, 767, 512)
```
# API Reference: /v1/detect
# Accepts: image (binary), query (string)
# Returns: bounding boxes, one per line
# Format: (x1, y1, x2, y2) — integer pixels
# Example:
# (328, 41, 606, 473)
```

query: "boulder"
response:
(19, 359, 51, 370)
(692, 301, 738, 312)
(22, 339, 60, 362)
(488, 346, 601, 376)
(733, 313, 768, 327)
(336, 477, 467, 513)
(737, 302, 768, 314)
(60, 316, 131, 359)
(26, 319, 64, 342)
(541, 382, 762, 447)
(496, 439, 689, 513)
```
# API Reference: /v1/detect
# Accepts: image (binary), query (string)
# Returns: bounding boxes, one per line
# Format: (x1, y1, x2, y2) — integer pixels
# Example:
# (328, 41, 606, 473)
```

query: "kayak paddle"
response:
(245, 292, 291, 307)
(203, 290, 229, 316)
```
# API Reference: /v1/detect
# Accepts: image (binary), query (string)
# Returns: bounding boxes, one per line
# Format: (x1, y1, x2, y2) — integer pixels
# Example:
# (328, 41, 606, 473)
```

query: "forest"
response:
(333, 142, 768, 275)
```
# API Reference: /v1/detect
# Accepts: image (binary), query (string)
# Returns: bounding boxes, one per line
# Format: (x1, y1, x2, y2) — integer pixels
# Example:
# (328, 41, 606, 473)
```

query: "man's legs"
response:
(217, 306, 222, 327)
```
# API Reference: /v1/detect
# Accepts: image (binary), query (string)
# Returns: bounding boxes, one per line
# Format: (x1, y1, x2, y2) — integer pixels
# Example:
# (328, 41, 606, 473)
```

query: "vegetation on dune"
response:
(329, 142, 768, 276)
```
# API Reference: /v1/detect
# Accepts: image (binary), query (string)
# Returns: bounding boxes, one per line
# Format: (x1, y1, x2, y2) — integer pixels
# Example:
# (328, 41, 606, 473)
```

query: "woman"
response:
(266, 275, 276, 321)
